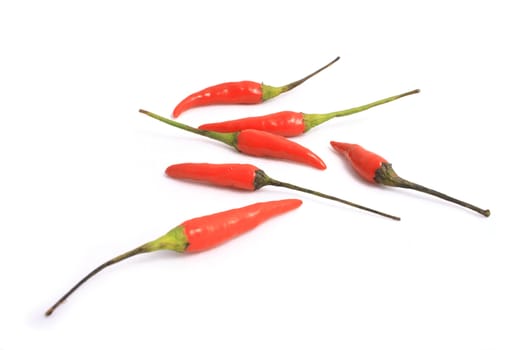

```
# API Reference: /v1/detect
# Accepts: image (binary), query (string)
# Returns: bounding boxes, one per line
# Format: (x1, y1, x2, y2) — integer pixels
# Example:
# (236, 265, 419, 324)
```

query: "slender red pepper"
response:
(172, 57, 340, 117)
(330, 141, 491, 217)
(165, 163, 400, 221)
(199, 89, 420, 137)
(139, 109, 326, 169)
(45, 199, 302, 316)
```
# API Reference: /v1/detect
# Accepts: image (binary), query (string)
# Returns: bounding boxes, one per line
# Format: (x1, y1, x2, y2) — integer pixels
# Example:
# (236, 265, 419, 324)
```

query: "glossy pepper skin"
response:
(139, 109, 326, 169)
(165, 163, 400, 221)
(45, 199, 302, 316)
(198, 89, 420, 137)
(166, 163, 260, 191)
(172, 81, 263, 117)
(181, 199, 302, 252)
(330, 142, 386, 183)
(200, 111, 305, 137)
(172, 57, 340, 117)
(330, 141, 491, 217)
(234, 129, 325, 169)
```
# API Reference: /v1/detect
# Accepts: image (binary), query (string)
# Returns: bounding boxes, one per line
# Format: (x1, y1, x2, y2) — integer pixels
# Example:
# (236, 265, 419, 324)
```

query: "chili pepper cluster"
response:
(46, 57, 490, 317)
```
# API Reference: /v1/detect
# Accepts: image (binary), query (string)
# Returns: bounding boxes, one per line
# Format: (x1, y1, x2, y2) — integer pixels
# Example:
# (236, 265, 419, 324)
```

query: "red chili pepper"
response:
(330, 141, 491, 217)
(198, 89, 420, 137)
(45, 199, 302, 316)
(139, 109, 326, 169)
(165, 163, 400, 221)
(171, 57, 340, 117)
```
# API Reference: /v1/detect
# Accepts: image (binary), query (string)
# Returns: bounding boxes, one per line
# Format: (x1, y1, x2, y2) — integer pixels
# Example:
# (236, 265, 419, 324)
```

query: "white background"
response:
(1, 1, 523, 349)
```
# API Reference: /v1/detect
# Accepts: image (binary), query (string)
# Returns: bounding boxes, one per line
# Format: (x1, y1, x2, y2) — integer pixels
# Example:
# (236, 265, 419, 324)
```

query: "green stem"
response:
(45, 226, 188, 316)
(375, 163, 491, 217)
(139, 109, 237, 147)
(262, 57, 340, 101)
(45, 245, 150, 316)
(254, 170, 400, 221)
(303, 89, 420, 132)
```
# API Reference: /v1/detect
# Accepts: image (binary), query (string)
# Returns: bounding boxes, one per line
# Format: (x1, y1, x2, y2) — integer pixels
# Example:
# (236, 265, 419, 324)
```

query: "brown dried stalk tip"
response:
(375, 163, 491, 217)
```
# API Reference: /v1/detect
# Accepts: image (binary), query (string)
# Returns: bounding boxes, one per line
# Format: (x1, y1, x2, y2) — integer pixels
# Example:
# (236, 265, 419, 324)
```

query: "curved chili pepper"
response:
(199, 89, 420, 137)
(139, 109, 326, 169)
(45, 199, 302, 316)
(165, 163, 400, 221)
(172, 57, 340, 117)
(330, 141, 491, 217)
